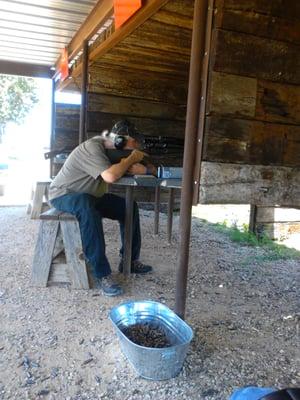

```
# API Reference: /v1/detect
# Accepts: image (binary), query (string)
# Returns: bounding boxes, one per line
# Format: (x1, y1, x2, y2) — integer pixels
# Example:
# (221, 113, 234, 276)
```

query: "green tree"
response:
(0, 75, 38, 143)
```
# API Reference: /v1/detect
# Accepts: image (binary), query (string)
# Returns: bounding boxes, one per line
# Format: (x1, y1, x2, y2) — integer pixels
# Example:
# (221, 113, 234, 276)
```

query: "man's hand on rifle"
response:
(127, 163, 147, 175)
(127, 162, 157, 176)
(128, 149, 147, 164)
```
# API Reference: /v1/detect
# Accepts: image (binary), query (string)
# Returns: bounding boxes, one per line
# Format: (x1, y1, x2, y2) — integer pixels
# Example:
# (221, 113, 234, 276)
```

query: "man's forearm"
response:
(101, 154, 141, 183)
(107, 157, 135, 179)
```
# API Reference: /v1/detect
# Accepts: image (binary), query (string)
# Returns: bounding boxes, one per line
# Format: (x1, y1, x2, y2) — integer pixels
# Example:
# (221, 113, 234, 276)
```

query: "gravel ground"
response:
(0, 206, 299, 400)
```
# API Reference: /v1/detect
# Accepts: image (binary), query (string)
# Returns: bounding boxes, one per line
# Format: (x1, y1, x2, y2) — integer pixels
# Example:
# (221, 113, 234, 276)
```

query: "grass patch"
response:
(209, 221, 300, 261)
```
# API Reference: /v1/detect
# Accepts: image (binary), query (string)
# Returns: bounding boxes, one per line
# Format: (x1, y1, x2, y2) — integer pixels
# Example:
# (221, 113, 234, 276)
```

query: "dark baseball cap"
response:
(111, 120, 144, 143)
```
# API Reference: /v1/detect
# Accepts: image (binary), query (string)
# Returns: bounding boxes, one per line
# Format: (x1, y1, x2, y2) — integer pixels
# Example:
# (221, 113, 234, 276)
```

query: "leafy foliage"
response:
(0, 75, 38, 141)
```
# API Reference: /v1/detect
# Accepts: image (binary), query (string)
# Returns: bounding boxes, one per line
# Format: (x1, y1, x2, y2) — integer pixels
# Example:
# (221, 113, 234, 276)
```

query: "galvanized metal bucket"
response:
(109, 300, 193, 380)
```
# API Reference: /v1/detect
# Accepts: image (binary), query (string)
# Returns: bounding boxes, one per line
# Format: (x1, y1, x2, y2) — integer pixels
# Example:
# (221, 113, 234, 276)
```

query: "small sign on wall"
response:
(114, 0, 142, 29)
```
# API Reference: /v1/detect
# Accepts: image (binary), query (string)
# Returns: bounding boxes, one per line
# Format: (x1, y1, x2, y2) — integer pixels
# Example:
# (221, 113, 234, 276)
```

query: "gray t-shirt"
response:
(49, 137, 111, 201)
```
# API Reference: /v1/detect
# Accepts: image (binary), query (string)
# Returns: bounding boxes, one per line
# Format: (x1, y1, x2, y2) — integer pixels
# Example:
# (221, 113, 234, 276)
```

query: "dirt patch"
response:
(0, 206, 299, 400)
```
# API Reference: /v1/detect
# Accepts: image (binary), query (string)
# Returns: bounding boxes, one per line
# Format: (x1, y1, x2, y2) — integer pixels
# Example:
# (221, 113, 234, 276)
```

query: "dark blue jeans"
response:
(51, 193, 141, 278)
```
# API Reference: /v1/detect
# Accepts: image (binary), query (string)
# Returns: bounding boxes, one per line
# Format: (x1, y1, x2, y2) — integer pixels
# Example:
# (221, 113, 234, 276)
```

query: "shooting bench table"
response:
(112, 176, 182, 276)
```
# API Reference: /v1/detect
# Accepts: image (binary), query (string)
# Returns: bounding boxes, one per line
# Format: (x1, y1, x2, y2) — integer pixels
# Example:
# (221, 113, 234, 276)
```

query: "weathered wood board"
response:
(222, 0, 300, 21)
(214, 0, 300, 45)
(207, 71, 257, 117)
(89, 64, 188, 104)
(96, 45, 189, 77)
(87, 111, 186, 139)
(88, 92, 186, 120)
(203, 116, 300, 167)
(48, 262, 70, 285)
(60, 220, 89, 290)
(54, 104, 80, 151)
(203, 1, 300, 197)
(212, 30, 300, 85)
(121, 19, 192, 57)
(199, 162, 300, 207)
(31, 220, 60, 287)
(208, 72, 300, 125)
(256, 80, 300, 125)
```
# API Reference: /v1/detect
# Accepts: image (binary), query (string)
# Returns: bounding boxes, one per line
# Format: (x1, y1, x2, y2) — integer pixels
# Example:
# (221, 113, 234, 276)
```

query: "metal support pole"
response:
(123, 186, 134, 276)
(167, 188, 175, 243)
(193, 0, 214, 204)
(154, 186, 161, 235)
(50, 78, 56, 178)
(79, 40, 89, 144)
(175, 0, 209, 319)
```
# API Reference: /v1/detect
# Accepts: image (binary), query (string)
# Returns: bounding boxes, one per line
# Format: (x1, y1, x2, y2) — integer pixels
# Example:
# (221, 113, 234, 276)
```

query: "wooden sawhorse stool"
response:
(31, 208, 89, 289)
(27, 180, 51, 219)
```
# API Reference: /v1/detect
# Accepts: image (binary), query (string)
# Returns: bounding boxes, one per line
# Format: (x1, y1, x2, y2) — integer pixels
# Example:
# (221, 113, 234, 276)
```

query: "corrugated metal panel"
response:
(0, 0, 99, 67)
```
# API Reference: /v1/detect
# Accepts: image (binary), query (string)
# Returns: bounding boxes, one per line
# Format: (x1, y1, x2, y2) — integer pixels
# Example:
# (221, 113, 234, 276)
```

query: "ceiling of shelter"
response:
(0, 0, 194, 84)
(0, 0, 99, 67)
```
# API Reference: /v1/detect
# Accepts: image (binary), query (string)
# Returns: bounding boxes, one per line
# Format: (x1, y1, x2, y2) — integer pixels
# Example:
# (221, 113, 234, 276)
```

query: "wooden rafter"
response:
(62, 0, 114, 64)
(57, 0, 170, 91)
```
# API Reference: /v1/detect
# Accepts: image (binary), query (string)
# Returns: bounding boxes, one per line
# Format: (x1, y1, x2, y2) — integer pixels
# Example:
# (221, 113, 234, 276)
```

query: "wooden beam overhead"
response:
(57, 0, 169, 91)
(0, 60, 53, 78)
(66, 0, 114, 61)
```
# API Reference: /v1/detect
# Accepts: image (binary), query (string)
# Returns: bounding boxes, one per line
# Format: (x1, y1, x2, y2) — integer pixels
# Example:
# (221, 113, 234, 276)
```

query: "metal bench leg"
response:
(167, 188, 175, 243)
(123, 186, 134, 277)
(154, 186, 161, 235)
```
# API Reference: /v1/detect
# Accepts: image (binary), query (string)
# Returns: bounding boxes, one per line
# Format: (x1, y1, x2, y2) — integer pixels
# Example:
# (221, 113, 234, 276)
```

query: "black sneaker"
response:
(95, 275, 123, 297)
(118, 260, 153, 274)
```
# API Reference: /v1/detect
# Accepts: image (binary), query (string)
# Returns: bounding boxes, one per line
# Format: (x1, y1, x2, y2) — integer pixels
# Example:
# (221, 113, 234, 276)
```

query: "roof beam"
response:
(55, 0, 114, 70)
(57, 0, 169, 91)
(0, 60, 53, 78)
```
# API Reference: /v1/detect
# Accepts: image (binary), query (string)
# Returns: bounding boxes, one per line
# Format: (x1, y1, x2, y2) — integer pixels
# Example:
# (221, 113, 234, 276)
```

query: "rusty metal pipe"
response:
(193, 0, 214, 204)
(154, 186, 161, 234)
(123, 186, 134, 276)
(79, 40, 89, 144)
(175, 0, 209, 319)
(50, 78, 56, 178)
(167, 188, 175, 243)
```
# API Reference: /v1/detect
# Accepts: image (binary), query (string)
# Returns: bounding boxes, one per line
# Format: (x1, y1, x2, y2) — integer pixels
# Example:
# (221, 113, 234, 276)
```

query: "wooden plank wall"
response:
(84, 1, 194, 206)
(71, 67, 188, 164)
(201, 0, 300, 207)
(86, 0, 193, 168)
(52, 103, 80, 176)
(86, 73, 186, 204)
(54, 103, 80, 150)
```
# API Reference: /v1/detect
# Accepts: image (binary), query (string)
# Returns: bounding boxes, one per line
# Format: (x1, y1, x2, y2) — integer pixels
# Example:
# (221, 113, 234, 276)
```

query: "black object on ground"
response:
(122, 323, 172, 348)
